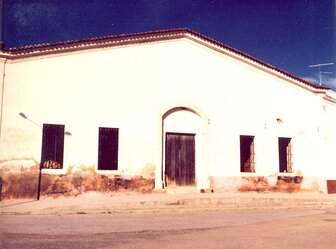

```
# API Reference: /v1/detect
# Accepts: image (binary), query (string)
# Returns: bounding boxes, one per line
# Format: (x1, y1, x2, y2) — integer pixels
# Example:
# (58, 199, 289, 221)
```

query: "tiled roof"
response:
(0, 28, 329, 91)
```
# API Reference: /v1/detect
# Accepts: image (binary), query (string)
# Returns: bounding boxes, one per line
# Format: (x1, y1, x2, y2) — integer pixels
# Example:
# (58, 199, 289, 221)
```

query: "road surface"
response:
(2, 208, 336, 248)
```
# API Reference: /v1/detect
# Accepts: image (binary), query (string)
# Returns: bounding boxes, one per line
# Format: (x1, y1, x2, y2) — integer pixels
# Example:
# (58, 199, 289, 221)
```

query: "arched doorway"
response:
(162, 107, 203, 187)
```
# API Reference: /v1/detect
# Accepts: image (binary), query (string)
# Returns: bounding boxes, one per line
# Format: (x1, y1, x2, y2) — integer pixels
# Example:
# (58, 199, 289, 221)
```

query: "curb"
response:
(1, 192, 336, 215)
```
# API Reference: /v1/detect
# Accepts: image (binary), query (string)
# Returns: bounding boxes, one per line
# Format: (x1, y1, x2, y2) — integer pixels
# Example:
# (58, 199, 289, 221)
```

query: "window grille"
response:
(240, 135, 255, 172)
(278, 137, 293, 173)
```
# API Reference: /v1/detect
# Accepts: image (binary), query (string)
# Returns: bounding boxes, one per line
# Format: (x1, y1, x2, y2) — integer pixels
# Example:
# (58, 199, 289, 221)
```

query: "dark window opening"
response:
(240, 135, 255, 172)
(278, 137, 293, 173)
(98, 127, 119, 170)
(41, 124, 65, 169)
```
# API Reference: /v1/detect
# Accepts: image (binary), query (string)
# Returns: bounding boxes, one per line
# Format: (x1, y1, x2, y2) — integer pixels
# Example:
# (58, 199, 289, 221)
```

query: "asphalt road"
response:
(2, 208, 336, 249)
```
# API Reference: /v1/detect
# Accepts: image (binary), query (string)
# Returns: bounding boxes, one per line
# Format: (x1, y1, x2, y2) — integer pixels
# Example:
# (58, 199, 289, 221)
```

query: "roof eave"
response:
(0, 28, 329, 93)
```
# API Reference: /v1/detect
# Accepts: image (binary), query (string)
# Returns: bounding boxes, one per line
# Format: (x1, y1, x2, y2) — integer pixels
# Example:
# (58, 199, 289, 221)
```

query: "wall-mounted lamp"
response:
(19, 112, 27, 119)
(19, 112, 72, 136)
(19, 112, 42, 128)
(64, 131, 72, 136)
(276, 118, 283, 124)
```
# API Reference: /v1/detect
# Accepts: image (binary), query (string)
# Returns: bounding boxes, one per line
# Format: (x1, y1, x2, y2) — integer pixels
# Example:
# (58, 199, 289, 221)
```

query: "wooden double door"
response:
(165, 132, 195, 186)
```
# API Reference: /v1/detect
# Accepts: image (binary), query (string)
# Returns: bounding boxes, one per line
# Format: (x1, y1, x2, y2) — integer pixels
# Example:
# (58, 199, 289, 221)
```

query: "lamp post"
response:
(19, 112, 71, 200)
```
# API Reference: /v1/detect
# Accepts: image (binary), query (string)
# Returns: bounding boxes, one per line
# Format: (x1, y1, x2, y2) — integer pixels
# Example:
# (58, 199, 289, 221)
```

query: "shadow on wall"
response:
(0, 161, 154, 200)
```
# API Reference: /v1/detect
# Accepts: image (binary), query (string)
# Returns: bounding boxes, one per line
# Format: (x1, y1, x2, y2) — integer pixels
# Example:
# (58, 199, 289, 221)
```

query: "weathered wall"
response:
(0, 163, 154, 199)
(1, 38, 336, 193)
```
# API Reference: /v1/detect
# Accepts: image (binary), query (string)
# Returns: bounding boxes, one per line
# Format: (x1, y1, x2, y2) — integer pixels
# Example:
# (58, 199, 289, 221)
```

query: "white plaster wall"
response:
(0, 38, 335, 188)
(323, 100, 336, 179)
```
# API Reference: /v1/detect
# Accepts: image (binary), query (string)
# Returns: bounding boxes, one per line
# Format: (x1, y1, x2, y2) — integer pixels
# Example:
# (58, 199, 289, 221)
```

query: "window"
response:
(98, 127, 119, 170)
(278, 137, 293, 173)
(41, 124, 65, 169)
(240, 135, 255, 172)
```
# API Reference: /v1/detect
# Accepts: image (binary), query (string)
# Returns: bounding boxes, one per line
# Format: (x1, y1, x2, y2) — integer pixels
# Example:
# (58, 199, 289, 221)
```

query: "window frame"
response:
(278, 137, 293, 173)
(239, 135, 256, 173)
(41, 124, 65, 169)
(98, 127, 119, 171)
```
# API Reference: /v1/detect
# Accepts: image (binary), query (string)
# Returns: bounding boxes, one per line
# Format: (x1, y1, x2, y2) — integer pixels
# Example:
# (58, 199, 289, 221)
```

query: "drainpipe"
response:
(0, 0, 5, 141)
(0, 0, 2, 44)
(0, 57, 6, 142)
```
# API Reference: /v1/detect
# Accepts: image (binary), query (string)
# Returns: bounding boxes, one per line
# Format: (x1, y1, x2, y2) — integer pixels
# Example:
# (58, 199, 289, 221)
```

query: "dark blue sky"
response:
(3, 0, 336, 89)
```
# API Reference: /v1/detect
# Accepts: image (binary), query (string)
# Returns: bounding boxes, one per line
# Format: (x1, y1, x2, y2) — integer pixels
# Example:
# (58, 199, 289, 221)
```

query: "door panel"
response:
(165, 133, 195, 186)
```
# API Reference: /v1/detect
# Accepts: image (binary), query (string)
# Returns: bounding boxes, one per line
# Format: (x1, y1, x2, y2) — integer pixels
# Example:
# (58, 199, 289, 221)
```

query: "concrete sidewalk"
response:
(1, 191, 336, 215)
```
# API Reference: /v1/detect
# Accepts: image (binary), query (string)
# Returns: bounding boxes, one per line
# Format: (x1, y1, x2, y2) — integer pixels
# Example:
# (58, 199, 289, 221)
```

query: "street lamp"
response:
(19, 112, 42, 128)
(19, 112, 71, 200)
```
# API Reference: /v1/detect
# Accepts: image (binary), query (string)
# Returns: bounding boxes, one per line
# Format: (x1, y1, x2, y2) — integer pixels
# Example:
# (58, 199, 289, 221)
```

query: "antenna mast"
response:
(308, 63, 334, 86)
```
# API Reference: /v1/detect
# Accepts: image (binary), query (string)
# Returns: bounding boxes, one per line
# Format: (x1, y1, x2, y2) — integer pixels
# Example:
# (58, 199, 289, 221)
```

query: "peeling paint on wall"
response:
(211, 175, 325, 193)
(0, 163, 154, 200)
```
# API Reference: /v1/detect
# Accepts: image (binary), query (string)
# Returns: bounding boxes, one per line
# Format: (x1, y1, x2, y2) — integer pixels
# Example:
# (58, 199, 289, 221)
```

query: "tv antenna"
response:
(308, 62, 334, 86)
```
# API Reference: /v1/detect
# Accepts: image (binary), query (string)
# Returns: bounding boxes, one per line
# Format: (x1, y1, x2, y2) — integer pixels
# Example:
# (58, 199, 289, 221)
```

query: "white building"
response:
(1, 29, 336, 193)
